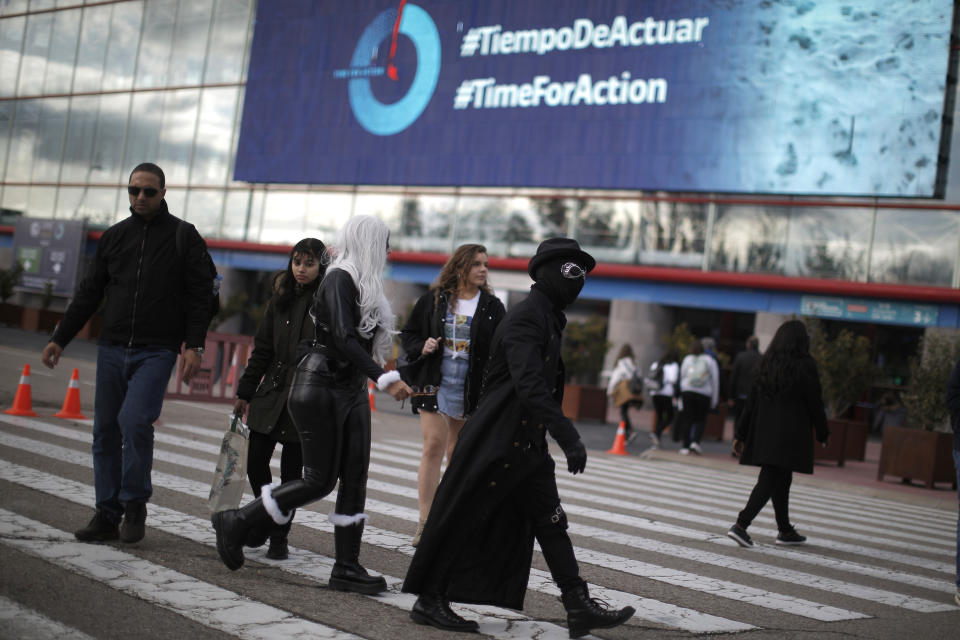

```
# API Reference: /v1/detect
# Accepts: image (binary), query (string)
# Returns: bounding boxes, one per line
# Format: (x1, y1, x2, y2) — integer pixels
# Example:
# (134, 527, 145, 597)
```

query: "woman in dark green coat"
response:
(232, 238, 326, 559)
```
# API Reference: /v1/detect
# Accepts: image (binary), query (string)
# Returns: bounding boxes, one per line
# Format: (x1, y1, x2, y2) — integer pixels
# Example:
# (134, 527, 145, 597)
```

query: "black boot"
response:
(561, 583, 635, 639)
(265, 517, 292, 560)
(75, 509, 119, 542)
(328, 522, 387, 594)
(119, 502, 147, 543)
(411, 593, 479, 633)
(211, 500, 274, 571)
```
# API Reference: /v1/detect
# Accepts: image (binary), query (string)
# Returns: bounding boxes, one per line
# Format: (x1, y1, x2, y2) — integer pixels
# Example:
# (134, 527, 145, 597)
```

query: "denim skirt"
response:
(437, 356, 469, 419)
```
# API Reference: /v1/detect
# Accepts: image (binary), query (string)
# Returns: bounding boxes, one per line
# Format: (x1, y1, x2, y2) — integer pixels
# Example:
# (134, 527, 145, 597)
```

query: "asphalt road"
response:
(1, 326, 959, 639)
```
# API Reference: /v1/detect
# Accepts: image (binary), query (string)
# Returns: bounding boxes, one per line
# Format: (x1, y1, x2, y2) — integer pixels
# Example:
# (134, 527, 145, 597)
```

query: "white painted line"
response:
(0, 459, 747, 636)
(0, 510, 363, 640)
(0, 594, 95, 640)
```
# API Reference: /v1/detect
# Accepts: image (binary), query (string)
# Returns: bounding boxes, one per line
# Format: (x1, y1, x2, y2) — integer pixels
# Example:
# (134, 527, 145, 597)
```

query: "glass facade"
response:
(1, 0, 959, 291)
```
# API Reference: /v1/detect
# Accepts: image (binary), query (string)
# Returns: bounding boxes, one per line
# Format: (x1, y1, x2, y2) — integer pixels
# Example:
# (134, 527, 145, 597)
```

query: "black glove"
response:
(561, 439, 587, 475)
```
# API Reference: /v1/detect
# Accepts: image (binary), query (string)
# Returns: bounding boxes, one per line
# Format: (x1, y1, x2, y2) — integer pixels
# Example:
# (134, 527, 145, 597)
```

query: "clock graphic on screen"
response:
(345, 1, 441, 136)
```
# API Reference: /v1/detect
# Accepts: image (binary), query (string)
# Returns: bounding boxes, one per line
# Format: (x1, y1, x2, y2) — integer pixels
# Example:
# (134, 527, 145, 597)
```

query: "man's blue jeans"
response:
(954, 448, 960, 590)
(93, 345, 177, 519)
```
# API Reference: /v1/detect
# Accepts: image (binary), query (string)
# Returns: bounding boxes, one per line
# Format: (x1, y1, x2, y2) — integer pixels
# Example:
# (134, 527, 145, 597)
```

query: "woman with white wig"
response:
(212, 215, 412, 594)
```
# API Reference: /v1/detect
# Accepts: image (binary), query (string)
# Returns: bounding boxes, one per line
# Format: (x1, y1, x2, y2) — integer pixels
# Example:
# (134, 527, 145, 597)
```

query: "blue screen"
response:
(234, 0, 954, 197)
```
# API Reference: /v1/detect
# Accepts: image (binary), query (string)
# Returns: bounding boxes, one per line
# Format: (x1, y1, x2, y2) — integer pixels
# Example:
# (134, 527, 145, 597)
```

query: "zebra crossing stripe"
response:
(1, 417, 953, 585)
(0, 432, 864, 622)
(592, 449, 956, 531)
(366, 441, 956, 573)
(0, 595, 95, 640)
(0, 419, 951, 606)
(0, 459, 751, 635)
(0, 509, 364, 640)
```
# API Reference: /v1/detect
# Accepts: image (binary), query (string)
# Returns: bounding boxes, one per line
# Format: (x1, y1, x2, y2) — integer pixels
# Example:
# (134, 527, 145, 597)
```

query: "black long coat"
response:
(398, 289, 505, 415)
(236, 287, 315, 443)
(734, 358, 830, 474)
(402, 288, 581, 609)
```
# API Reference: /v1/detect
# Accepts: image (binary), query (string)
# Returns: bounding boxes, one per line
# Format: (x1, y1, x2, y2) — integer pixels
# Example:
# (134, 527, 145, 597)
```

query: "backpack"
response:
(643, 362, 664, 394)
(684, 355, 711, 388)
(176, 220, 221, 327)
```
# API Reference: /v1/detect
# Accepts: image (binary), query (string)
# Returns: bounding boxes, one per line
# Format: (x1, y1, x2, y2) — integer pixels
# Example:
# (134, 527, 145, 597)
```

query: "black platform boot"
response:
(211, 500, 276, 571)
(328, 522, 387, 594)
(561, 583, 635, 639)
(411, 593, 479, 632)
(265, 515, 293, 560)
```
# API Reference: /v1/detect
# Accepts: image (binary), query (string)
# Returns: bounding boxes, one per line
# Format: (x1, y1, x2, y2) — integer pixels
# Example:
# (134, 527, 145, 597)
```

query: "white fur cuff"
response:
(376, 370, 401, 391)
(261, 483, 292, 525)
(328, 512, 369, 527)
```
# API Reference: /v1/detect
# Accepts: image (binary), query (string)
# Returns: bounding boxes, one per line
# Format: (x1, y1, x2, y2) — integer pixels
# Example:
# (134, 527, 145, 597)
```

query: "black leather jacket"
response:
(399, 288, 505, 415)
(307, 269, 387, 391)
(52, 202, 211, 352)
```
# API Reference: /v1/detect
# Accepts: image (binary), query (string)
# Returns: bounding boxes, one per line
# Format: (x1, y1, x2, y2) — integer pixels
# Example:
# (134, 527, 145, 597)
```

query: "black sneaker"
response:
(775, 528, 807, 546)
(726, 523, 753, 548)
(119, 502, 147, 543)
(75, 510, 119, 542)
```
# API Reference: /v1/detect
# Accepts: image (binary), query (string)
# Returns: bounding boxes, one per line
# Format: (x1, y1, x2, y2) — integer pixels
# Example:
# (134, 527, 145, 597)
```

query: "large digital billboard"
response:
(234, 0, 954, 197)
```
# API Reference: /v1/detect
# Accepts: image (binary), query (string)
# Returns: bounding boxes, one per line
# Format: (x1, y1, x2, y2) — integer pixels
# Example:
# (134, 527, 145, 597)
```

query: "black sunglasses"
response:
(561, 262, 586, 279)
(127, 186, 160, 197)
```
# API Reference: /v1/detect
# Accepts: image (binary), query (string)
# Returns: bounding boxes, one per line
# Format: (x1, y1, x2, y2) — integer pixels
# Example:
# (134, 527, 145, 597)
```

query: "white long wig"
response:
(325, 215, 395, 364)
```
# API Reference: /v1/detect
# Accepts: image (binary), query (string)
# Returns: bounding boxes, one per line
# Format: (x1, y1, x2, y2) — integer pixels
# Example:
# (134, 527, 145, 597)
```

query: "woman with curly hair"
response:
(400, 244, 505, 546)
(232, 237, 325, 560)
(727, 320, 829, 548)
(213, 216, 412, 594)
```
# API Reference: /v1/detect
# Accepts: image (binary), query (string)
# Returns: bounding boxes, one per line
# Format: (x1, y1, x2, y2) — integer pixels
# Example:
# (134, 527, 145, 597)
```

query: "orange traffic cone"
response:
(368, 381, 377, 412)
(4, 364, 38, 417)
(606, 421, 629, 456)
(54, 368, 87, 420)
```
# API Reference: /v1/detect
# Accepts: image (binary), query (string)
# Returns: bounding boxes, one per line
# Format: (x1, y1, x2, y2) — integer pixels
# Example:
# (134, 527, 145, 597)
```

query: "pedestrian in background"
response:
(677, 339, 720, 455)
(42, 162, 213, 544)
(399, 244, 505, 546)
(647, 349, 680, 449)
(946, 354, 960, 606)
(212, 216, 412, 596)
(728, 335, 761, 421)
(232, 238, 326, 560)
(727, 320, 829, 548)
(605, 344, 643, 442)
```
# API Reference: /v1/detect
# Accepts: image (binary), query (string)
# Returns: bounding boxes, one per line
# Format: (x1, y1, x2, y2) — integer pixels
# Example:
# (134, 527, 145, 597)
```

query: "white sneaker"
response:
(649, 434, 660, 450)
(690, 442, 702, 455)
(678, 448, 690, 455)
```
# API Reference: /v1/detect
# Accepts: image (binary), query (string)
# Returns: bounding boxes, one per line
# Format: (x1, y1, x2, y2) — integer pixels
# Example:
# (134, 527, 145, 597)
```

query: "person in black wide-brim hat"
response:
(402, 238, 635, 638)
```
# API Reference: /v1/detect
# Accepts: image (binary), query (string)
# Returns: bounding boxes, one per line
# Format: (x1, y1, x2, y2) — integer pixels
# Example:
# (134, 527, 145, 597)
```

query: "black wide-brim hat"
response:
(527, 237, 597, 279)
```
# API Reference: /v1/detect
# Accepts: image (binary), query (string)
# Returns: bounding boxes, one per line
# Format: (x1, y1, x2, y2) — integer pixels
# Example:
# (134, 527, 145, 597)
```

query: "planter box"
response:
(877, 425, 956, 489)
(703, 403, 727, 441)
(37, 309, 63, 334)
(562, 384, 607, 422)
(814, 419, 847, 466)
(814, 418, 869, 467)
(0, 302, 23, 327)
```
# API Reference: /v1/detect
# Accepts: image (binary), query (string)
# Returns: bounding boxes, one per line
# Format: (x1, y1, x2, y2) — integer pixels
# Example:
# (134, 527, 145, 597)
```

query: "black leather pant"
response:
(241, 374, 371, 522)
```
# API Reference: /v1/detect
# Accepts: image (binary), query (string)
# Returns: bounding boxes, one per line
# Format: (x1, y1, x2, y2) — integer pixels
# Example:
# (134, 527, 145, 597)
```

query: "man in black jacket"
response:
(728, 335, 761, 420)
(402, 238, 635, 638)
(41, 163, 212, 544)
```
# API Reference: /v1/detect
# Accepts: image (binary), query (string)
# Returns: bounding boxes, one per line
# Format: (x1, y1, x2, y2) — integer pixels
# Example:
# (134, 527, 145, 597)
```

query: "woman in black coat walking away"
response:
(232, 238, 325, 560)
(727, 320, 829, 548)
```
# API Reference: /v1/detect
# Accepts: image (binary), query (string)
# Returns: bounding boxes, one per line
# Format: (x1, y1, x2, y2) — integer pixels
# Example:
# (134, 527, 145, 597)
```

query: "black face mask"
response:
(533, 257, 585, 309)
